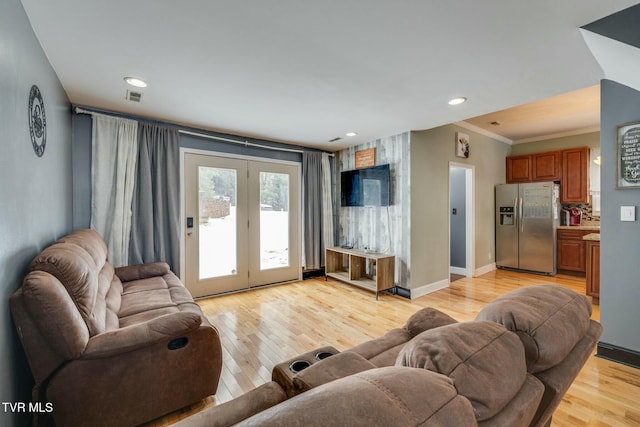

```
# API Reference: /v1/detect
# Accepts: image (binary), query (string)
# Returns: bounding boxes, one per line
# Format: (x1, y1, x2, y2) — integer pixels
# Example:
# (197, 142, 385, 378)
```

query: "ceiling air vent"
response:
(328, 137, 342, 143)
(126, 90, 143, 102)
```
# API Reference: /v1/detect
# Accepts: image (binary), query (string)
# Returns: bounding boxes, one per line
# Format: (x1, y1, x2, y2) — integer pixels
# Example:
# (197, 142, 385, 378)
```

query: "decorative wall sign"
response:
(616, 121, 640, 188)
(28, 84, 47, 157)
(455, 132, 469, 158)
(355, 148, 376, 168)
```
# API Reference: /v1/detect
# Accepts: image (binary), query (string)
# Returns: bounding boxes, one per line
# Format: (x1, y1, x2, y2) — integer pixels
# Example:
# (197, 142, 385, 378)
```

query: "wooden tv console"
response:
(325, 247, 395, 299)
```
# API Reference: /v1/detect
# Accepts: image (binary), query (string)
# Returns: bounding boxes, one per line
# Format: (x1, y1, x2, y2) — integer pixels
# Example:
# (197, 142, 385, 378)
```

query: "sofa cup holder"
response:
(289, 360, 311, 374)
(315, 351, 334, 361)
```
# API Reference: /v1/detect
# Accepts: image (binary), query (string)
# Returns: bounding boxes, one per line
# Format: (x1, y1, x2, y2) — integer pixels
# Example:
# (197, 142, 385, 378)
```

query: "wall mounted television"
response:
(341, 164, 391, 206)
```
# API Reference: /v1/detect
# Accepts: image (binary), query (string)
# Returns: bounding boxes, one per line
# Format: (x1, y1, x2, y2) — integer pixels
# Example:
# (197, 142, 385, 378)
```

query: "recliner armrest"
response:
(293, 351, 377, 393)
(83, 311, 202, 358)
(172, 382, 287, 427)
(115, 262, 171, 282)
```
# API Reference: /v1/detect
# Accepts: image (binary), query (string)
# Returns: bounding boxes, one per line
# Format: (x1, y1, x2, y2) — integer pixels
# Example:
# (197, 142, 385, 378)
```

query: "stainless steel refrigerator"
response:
(495, 182, 559, 275)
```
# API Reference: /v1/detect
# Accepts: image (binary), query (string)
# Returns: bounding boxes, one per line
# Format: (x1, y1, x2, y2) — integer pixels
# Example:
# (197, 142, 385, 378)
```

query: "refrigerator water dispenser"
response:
(499, 206, 515, 225)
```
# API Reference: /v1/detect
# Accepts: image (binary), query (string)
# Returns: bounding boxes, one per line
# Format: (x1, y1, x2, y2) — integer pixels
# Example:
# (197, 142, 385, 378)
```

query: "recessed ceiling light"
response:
(345, 132, 358, 137)
(448, 97, 467, 106)
(124, 77, 147, 88)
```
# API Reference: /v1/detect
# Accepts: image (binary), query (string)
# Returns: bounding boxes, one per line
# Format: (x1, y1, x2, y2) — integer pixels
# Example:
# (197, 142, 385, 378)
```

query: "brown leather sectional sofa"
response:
(175, 284, 602, 427)
(10, 229, 223, 426)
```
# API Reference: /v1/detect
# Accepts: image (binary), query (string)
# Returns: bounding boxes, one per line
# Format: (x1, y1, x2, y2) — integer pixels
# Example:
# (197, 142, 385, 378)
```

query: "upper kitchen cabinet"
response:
(561, 147, 589, 203)
(506, 147, 589, 203)
(506, 151, 561, 183)
(532, 151, 561, 181)
(506, 154, 532, 182)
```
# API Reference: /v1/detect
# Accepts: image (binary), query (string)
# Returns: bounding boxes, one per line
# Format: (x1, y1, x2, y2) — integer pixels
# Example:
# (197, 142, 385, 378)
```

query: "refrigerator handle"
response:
(513, 198, 519, 229)
(519, 197, 524, 232)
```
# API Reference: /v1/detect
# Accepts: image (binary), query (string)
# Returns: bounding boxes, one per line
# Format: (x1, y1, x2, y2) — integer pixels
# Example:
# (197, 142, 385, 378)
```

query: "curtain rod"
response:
(74, 106, 333, 156)
(179, 129, 307, 154)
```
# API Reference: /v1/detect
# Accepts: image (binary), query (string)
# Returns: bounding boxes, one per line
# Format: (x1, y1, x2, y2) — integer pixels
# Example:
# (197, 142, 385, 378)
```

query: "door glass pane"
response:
(199, 166, 237, 279)
(260, 172, 289, 270)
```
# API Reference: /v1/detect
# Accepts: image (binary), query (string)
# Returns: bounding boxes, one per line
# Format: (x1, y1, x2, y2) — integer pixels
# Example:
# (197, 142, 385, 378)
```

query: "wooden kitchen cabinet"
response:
(561, 147, 589, 203)
(532, 151, 561, 181)
(506, 150, 561, 183)
(557, 229, 598, 273)
(506, 148, 588, 202)
(506, 155, 532, 183)
(586, 240, 600, 304)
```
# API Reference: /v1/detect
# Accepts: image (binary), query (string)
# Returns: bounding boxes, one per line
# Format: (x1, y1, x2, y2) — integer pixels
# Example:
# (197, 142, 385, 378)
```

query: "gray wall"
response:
(0, 0, 72, 425)
(410, 125, 510, 288)
(509, 131, 600, 155)
(450, 168, 466, 268)
(599, 79, 640, 354)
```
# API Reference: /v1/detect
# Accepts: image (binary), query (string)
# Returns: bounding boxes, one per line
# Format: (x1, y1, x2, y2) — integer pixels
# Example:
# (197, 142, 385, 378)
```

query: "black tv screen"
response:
(341, 164, 391, 206)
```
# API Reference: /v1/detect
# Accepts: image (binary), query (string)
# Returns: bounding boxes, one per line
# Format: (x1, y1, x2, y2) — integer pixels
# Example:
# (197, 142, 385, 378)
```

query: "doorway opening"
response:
(449, 163, 474, 281)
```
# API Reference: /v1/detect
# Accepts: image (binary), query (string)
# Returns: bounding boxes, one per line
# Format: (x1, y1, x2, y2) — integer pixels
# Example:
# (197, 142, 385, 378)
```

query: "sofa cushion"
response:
(118, 271, 203, 327)
(55, 229, 108, 268)
(475, 284, 592, 373)
(396, 321, 527, 422)
(29, 242, 107, 335)
(349, 328, 411, 366)
(239, 367, 477, 427)
(22, 271, 90, 360)
(405, 307, 458, 338)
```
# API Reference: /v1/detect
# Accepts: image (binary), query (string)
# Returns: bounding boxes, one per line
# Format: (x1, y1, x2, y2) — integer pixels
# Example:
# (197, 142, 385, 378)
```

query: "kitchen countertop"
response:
(582, 233, 601, 242)
(557, 225, 601, 231)
(557, 220, 600, 231)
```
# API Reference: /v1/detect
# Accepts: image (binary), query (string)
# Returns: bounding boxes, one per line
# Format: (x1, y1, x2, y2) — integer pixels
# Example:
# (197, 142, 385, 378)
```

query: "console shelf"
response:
(325, 247, 395, 299)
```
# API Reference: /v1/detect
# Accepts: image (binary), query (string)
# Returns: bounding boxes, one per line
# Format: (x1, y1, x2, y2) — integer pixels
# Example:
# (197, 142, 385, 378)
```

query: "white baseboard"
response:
(449, 266, 467, 276)
(474, 262, 496, 277)
(410, 279, 450, 299)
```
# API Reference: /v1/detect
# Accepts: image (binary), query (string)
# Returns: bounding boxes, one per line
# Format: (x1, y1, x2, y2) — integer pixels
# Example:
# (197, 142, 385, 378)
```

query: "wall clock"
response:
(28, 84, 47, 157)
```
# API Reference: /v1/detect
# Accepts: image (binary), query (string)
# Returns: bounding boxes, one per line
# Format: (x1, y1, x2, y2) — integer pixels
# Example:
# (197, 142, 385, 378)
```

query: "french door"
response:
(183, 152, 300, 297)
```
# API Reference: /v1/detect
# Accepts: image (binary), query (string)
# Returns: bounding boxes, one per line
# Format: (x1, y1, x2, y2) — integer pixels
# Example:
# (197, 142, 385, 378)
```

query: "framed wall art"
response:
(28, 84, 47, 157)
(455, 132, 469, 159)
(616, 121, 640, 189)
(355, 148, 376, 168)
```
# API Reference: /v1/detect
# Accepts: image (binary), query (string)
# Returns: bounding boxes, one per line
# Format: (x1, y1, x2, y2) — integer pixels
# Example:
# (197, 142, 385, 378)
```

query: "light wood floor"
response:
(146, 269, 640, 426)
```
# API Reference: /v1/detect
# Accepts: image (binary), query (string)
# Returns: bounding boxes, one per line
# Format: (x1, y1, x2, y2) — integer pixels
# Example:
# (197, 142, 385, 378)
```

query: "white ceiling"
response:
(20, 1, 639, 151)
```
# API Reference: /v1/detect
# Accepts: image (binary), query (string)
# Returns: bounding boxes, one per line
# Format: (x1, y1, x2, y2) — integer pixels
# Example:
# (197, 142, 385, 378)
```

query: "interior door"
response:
(184, 152, 300, 298)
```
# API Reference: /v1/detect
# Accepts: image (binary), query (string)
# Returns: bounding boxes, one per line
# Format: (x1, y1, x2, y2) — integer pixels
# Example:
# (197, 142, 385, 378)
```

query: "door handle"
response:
(519, 197, 524, 232)
(187, 216, 194, 236)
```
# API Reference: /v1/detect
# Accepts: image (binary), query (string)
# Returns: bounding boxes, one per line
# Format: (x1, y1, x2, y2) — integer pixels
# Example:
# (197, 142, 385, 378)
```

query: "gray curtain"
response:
(302, 152, 323, 269)
(90, 113, 138, 267)
(129, 123, 181, 274)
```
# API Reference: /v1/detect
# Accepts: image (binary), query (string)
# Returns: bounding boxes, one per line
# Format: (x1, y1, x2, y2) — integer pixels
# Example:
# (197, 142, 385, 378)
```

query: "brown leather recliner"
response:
(10, 229, 223, 426)
(175, 284, 601, 427)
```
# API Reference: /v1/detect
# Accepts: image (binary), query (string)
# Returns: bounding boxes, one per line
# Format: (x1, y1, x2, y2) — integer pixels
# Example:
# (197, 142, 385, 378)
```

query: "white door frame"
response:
(179, 147, 302, 292)
(448, 162, 475, 278)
